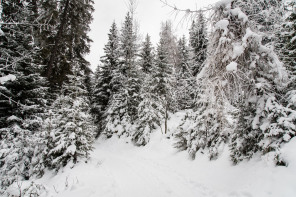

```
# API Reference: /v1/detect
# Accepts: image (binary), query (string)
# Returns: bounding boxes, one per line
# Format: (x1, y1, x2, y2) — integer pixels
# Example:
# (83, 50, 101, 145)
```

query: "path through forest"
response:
(33, 129, 296, 197)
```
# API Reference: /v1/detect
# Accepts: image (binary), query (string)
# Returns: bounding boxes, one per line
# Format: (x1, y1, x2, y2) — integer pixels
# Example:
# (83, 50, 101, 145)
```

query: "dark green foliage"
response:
(230, 102, 260, 163)
(43, 0, 94, 86)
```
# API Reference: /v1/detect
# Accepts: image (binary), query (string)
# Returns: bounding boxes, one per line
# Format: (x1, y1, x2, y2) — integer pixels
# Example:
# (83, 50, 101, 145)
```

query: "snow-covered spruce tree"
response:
(151, 23, 177, 135)
(45, 63, 95, 170)
(158, 22, 179, 112)
(92, 22, 120, 137)
(119, 12, 140, 123)
(132, 73, 164, 145)
(0, 0, 48, 189)
(139, 34, 154, 74)
(103, 12, 140, 138)
(189, 11, 208, 76)
(102, 77, 131, 138)
(175, 35, 195, 110)
(132, 35, 163, 145)
(31, 110, 55, 178)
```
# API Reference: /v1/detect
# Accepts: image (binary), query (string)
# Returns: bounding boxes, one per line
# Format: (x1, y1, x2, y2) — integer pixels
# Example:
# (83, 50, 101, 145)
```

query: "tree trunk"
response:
(164, 102, 168, 134)
(46, 0, 70, 81)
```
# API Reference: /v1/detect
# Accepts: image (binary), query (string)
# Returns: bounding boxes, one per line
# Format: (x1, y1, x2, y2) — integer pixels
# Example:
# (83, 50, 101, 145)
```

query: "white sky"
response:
(86, 0, 219, 71)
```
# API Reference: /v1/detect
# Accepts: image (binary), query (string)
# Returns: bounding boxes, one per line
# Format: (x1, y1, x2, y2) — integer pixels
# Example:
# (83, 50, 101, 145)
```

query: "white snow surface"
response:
(6, 112, 296, 197)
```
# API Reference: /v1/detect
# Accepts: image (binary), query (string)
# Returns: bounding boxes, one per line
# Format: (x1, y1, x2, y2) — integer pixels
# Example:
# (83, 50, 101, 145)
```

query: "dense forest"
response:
(0, 0, 296, 195)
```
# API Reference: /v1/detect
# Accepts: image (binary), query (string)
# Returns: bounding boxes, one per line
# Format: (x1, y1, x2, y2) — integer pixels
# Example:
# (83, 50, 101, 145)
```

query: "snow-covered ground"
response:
(5, 112, 296, 197)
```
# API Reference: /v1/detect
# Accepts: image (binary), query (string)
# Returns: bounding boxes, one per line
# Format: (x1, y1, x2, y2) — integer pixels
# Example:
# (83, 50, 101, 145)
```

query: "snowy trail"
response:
(87, 138, 215, 197)
(101, 152, 212, 197)
(32, 131, 296, 197)
(38, 134, 216, 197)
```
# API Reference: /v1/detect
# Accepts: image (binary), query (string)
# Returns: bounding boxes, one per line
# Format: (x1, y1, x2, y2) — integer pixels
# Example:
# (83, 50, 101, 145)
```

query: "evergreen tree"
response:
(175, 36, 195, 110)
(132, 74, 163, 145)
(45, 63, 95, 170)
(158, 21, 178, 67)
(140, 34, 154, 74)
(156, 21, 179, 113)
(132, 38, 162, 145)
(44, 0, 94, 86)
(152, 26, 175, 134)
(189, 12, 208, 76)
(103, 12, 140, 138)
(0, 0, 48, 189)
(119, 12, 140, 122)
(102, 79, 131, 138)
(92, 22, 120, 137)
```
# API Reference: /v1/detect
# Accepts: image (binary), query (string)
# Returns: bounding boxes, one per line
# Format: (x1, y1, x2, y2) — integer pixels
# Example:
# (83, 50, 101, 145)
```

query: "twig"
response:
(53, 185, 59, 194)
(159, 0, 213, 13)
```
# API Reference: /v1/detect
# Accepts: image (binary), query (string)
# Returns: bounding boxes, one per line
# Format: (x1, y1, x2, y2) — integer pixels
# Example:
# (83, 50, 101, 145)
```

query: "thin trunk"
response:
(164, 102, 168, 134)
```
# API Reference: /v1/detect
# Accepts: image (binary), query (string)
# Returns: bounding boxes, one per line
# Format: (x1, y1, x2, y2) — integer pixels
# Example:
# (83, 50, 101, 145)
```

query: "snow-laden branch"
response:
(0, 74, 16, 84)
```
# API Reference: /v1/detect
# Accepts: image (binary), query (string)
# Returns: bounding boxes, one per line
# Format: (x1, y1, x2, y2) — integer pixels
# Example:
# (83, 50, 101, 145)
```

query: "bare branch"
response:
(127, 0, 139, 17)
(159, 0, 214, 28)
(159, 0, 213, 14)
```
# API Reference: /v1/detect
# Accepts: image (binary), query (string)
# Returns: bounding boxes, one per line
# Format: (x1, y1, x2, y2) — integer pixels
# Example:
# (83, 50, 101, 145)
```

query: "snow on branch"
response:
(0, 74, 16, 84)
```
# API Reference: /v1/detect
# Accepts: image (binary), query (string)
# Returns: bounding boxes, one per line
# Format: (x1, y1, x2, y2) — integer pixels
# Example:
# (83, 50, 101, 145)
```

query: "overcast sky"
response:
(86, 0, 219, 71)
